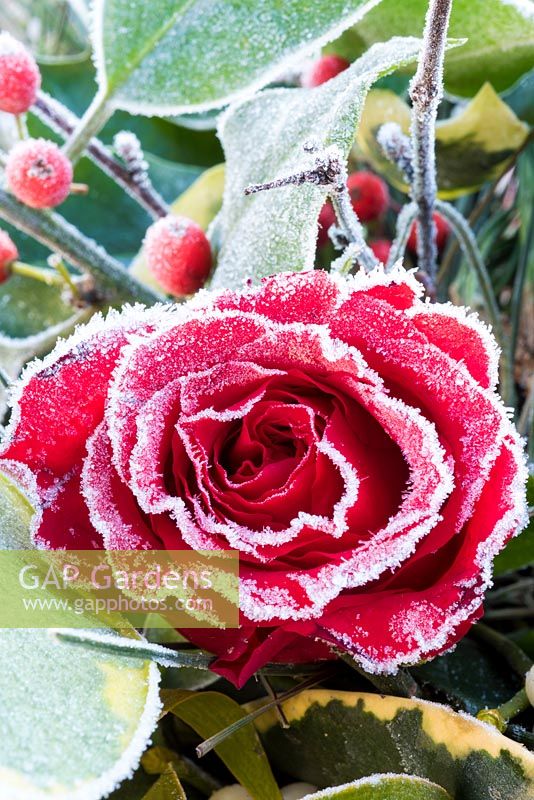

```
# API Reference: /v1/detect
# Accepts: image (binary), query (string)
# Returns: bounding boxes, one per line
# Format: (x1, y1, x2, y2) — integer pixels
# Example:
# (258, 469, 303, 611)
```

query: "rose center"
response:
(220, 410, 316, 483)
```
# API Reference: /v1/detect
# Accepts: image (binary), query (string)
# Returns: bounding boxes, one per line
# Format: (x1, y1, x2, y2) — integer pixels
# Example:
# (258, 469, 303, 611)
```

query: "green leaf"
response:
(131, 164, 225, 292)
(493, 477, 534, 575)
(141, 765, 186, 800)
(212, 37, 422, 290)
(357, 84, 529, 198)
(295, 775, 451, 799)
(0, 470, 35, 549)
(0, 276, 91, 417)
(412, 637, 521, 715)
(93, 0, 397, 115)
(161, 689, 281, 800)
(255, 689, 534, 799)
(0, 627, 160, 799)
(331, 0, 534, 97)
(0, 0, 90, 64)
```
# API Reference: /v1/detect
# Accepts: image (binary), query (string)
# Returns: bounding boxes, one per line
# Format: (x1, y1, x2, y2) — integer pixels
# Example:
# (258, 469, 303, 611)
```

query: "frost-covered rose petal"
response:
(1, 267, 527, 685)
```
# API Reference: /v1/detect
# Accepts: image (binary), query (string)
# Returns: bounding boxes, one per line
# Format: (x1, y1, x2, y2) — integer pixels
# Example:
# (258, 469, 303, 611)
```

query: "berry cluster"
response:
(0, 33, 213, 297)
(0, 34, 72, 210)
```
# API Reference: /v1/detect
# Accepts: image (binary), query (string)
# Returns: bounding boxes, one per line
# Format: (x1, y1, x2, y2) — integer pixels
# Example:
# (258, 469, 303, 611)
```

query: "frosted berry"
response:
(6, 139, 73, 209)
(302, 55, 349, 88)
(347, 171, 389, 222)
(408, 212, 450, 253)
(317, 202, 336, 247)
(0, 230, 18, 283)
(144, 215, 212, 297)
(0, 33, 41, 114)
(369, 239, 392, 264)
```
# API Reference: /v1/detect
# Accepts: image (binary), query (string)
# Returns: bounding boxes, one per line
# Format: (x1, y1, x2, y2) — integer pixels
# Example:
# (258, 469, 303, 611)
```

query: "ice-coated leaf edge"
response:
(2, 649, 161, 800)
(90, 0, 388, 116)
(299, 773, 451, 799)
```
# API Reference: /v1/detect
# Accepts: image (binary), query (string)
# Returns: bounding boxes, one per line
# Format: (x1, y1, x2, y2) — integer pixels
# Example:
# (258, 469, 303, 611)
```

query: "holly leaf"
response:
(330, 0, 534, 97)
(357, 84, 529, 198)
(0, 627, 160, 799)
(92, 0, 395, 115)
(255, 689, 534, 798)
(295, 775, 451, 799)
(412, 637, 521, 715)
(211, 37, 423, 290)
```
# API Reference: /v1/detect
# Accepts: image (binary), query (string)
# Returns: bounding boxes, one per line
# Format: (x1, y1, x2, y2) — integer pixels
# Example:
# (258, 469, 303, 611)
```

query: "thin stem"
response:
(510, 191, 534, 364)
(11, 261, 64, 286)
(0, 366, 11, 388)
(0, 188, 164, 306)
(435, 199, 514, 405)
(15, 113, 28, 140)
(498, 688, 530, 723)
(48, 253, 81, 298)
(476, 689, 530, 732)
(195, 670, 331, 758)
(409, 0, 453, 291)
(62, 90, 113, 165)
(387, 202, 418, 270)
(52, 629, 214, 669)
(244, 146, 379, 273)
(34, 93, 169, 219)
(484, 608, 534, 620)
(330, 187, 379, 273)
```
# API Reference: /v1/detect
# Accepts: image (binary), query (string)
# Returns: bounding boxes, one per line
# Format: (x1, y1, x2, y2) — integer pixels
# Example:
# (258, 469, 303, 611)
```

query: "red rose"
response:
(1, 268, 526, 686)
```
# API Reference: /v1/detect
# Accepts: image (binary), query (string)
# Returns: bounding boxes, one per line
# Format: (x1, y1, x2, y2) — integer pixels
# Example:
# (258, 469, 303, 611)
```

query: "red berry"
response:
(145, 215, 212, 297)
(317, 202, 336, 247)
(0, 230, 18, 283)
(407, 212, 450, 253)
(0, 33, 41, 114)
(347, 171, 389, 222)
(6, 139, 73, 209)
(302, 55, 350, 88)
(369, 239, 392, 264)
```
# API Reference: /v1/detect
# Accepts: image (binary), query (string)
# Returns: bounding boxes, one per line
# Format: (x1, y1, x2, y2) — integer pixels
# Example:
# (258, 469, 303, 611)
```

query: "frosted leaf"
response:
(0, 628, 160, 800)
(298, 774, 451, 799)
(0, 464, 36, 548)
(212, 37, 421, 290)
(93, 0, 387, 115)
(344, 0, 534, 97)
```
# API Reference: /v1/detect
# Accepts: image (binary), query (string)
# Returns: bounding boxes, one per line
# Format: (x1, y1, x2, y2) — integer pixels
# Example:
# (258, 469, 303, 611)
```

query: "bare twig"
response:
(245, 146, 379, 272)
(33, 92, 169, 219)
(386, 201, 418, 270)
(409, 0, 453, 293)
(377, 122, 414, 184)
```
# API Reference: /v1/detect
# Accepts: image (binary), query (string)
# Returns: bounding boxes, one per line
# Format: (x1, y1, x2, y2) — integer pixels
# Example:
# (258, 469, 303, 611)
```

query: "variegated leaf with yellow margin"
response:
(296, 774, 451, 799)
(254, 690, 534, 800)
(0, 628, 161, 800)
(0, 471, 161, 800)
(130, 164, 225, 294)
(357, 84, 529, 198)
